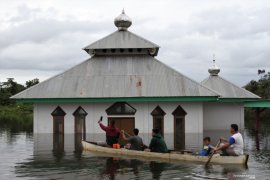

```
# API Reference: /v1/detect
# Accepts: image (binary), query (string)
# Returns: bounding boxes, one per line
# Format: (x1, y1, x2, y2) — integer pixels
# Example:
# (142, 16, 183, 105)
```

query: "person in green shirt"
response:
(148, 128, 168, 153)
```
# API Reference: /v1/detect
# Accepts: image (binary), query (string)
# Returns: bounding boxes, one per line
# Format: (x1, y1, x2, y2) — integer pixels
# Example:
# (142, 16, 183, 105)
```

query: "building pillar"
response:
(255, 107, 260, 132)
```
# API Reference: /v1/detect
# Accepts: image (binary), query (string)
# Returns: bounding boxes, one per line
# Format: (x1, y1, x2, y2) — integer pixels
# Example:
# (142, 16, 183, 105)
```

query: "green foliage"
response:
(0, 104, 33, 132)
(0, 78, 39, 132)
(245, 72, 270, 122)
(0, 78, 25, 105)
(245, 72, 270, 99)
(26, 78, 39, 88)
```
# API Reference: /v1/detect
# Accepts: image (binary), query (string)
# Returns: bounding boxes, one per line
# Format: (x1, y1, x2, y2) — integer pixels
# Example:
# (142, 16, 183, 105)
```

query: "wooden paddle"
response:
(205, 140, 221, 166)
(121, 130, 148, 149)
(121, 130, 131, 137)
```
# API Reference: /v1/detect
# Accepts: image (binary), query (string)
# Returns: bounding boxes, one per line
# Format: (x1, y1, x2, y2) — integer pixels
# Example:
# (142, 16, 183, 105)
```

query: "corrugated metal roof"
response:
(201, 75, 260, 99)
(12, 55, 218, 99)
(83, 30, 159, 50)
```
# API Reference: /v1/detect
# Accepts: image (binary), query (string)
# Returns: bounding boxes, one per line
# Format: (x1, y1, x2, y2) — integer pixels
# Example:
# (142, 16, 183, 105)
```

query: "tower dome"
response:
(114, 9, 132, 31)
(208, 56, 220, 76)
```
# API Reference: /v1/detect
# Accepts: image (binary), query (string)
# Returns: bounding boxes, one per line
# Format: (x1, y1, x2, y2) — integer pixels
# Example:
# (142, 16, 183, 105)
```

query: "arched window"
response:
(51, 106, 66, 134)
(151, 106, 166, 136)
(51, 106, 65, 155)
(73, 106, 88, 140)
(172, 105, 187, 150)
(106, 102, 136, 115)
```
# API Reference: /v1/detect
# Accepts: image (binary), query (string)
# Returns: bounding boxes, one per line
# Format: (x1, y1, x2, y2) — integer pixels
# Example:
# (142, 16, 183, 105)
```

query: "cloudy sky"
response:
(0, 0, 269, 86)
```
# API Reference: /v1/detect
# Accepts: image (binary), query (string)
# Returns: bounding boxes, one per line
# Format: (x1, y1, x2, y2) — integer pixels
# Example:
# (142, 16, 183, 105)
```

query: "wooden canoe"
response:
(82, 141, 249, 165)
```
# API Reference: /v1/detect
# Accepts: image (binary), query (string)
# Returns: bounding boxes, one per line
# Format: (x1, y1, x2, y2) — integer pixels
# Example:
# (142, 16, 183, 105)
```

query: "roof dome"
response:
(114, 9, 132, 31)
(208, 59, 220, 76)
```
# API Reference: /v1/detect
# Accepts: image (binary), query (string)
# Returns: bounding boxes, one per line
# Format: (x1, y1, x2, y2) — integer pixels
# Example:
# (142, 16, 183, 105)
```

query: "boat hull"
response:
(82, 141, 248, 165)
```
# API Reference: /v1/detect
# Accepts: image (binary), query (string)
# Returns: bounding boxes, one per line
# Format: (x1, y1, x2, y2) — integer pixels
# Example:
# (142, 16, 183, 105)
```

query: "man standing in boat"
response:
(121, 128, 143, 151)
(146, 128, 168, 153)
(98, 117, 120, 147)
(213, 124, 244, 156)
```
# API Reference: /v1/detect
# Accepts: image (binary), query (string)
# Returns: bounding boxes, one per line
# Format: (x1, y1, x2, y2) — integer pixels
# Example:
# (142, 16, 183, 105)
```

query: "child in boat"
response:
(199, 137, 213, 156)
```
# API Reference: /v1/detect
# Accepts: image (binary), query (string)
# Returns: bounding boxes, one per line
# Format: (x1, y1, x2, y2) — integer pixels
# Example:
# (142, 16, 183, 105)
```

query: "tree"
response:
(245, 72, 270, 99)
(0, 78, 39, 106)
(245, 72, 270, 122)
(26, 78, 39, 88)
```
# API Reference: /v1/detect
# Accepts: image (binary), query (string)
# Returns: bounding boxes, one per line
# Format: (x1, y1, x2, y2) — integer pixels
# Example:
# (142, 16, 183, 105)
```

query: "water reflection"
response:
(149, 161, 168, 180)
(74, 133, 83, 153)
(255, 131, 260, 150)
(1, 119, 270, 179)
(52, 133, 65, 161)
(101, 158, 121, 180)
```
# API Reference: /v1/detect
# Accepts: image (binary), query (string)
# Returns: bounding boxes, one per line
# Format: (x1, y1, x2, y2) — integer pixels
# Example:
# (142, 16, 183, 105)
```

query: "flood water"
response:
(0, 119, 270, 180)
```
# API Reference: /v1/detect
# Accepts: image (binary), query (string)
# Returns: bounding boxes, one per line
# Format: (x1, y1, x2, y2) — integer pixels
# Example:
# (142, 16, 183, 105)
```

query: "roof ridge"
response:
(11, 58, 92, 99)
(13, 55, 220, 99)
(127, 30, 160, 48)
(83, 30, 159, 50)
(202, 75, 260, 98)
(152, 58, 219, 96)
(82, 30, 118, 50)
(217, 75, 260, 98)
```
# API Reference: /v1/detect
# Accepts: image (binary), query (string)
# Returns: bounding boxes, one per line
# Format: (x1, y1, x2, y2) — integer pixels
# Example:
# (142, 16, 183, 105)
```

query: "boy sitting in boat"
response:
(145, 129, 168, 153)
(199, 137, 213, 156)
(121, 128, 143, 151)
(98, 118, 120, 147)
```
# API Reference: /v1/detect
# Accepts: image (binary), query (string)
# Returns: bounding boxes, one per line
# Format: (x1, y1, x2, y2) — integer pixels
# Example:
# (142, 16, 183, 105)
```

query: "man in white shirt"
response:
(213, 124, 244, 156)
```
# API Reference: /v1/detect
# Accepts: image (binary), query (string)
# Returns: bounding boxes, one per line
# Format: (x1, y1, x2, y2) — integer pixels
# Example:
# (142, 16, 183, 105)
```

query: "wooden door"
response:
(108, 118, 135, 145)
(73, 106, 87, 140)
(75, 116, 86, 140)
(53, 116, 64, 134)
(174, 117, 185, 150)
(153, 117, 164, 136)
(151, 106, 166, 137)
(75, 116, 86, 133)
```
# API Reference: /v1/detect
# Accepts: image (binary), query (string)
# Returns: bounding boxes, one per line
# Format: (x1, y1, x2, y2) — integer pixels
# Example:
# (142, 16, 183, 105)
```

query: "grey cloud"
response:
(189, 7, 270, 39)
(136, 7, 270, 85)
(1, 2, 270, 86)
(0, 18, 112, 49)
(0, 6, 114, 71)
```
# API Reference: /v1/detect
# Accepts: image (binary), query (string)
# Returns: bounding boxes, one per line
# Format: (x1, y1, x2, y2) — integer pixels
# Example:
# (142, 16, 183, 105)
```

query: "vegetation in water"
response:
(0, 78, 39, 132)
(245, 71, 270, 124)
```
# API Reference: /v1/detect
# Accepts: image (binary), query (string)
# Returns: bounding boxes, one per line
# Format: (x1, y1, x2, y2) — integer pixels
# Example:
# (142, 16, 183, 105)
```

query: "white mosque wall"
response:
(33, 102, 203, 149)
(203, 102, 244, 131)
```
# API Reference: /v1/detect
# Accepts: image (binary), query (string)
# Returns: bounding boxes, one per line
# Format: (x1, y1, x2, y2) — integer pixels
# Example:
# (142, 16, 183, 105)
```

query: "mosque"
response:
(12, 10, 259, 150)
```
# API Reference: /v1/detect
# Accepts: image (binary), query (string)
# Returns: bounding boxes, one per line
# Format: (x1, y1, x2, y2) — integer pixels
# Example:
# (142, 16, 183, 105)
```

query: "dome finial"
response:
(114, 9, 132, 31)
(208, 54, 220, 76)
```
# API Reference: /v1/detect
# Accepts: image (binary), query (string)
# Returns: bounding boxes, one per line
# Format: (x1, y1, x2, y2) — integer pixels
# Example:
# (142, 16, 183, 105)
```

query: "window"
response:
(106, 102, 136, 115)
(73, 106, 88, 140)
(151, 106, 166, 136)
(51, 106, 66, 134)
(172, 105, 187, 150)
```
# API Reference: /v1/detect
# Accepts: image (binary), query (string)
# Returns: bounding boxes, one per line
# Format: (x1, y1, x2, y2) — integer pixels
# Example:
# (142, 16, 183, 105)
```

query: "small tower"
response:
(114, 9, 132, 31)
(208, 55, 220, 76)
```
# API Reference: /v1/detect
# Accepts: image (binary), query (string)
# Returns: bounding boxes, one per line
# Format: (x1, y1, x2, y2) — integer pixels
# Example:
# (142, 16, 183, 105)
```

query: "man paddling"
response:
(98, 117, 120, 147)
(213, 124, 244, 156)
